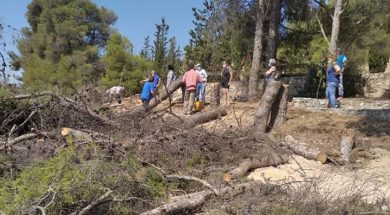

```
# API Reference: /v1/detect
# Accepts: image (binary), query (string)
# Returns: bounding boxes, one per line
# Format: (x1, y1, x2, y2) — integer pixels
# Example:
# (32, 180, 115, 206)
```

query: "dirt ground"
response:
(123, 99, 390, 213)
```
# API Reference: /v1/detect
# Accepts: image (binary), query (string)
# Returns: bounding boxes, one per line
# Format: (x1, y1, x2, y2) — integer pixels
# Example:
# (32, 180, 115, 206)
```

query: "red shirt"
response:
(182, 69, 201, 91)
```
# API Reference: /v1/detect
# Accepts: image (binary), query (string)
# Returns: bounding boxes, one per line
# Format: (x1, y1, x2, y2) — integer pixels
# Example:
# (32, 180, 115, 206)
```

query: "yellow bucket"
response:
(195, 101, 204, 111)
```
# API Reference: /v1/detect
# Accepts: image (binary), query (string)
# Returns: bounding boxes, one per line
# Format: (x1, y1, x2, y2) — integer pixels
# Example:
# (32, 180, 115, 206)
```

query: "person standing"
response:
(326, 66, 340, 108)
(140, 74, 155, 110)
(195, 63, 208, 103)
(182, 62, 202, 115)
(335, 48, 347, 99)
(166, 65, 177, 100)
(220, 61, 233, 106)
(265, 59, 277, 82)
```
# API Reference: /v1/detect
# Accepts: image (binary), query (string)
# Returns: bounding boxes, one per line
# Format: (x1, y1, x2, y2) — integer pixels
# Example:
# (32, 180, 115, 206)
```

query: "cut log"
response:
(184, 107, 227, 129)
(249, 81, 282, 136)
(147, 77, 183, 111)
(61, 127, 93, 142)
(141, 180, 263, 215)
(268, 84, 289, 129)
(223, 153, 289, 183)
(340, 129, 354, 163)
(284, 135, 327, 164)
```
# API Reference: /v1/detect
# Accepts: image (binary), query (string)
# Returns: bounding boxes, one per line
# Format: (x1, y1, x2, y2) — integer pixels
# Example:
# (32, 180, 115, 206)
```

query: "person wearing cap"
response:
(265, 59, 277, 82)
(182, 62, 202, 115)
(195, 63, 208, 103)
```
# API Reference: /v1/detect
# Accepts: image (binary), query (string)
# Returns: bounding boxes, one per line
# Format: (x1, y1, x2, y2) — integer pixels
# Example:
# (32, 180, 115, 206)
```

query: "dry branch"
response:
(77, 189, 113, 215)
(0, 131, 53, 150)
(167, 174, 219, 195)
(223, 153, 289, 182)
(141, 180, 264, 215)
(340, 129, 354, 163)
(10, 91, 114, 126)
(249, 81, 282, 136)
(284, 135, 327, 163)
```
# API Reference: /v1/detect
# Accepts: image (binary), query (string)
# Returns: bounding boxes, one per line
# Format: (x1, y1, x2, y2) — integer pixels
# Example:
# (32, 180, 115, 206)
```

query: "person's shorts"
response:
(221, 82, 230, 89)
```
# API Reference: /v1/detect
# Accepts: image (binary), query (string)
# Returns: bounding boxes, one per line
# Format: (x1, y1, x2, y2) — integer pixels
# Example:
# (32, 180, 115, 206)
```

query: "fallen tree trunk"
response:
(268, 84, 289, 129)
(340, 129, 354, 163)
(147, 78, 183, 111)
(249, 81, 282, 136)
(183, 107, 227, 129)
(140, 180, 264, 215)
(284, 135, 327, 164)
(223, 153, 289, 183)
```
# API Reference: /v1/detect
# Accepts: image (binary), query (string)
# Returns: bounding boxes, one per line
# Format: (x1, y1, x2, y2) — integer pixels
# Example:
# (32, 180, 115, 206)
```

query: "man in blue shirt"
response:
(326, 66, 340, 108)
(140, 74, 155, 111)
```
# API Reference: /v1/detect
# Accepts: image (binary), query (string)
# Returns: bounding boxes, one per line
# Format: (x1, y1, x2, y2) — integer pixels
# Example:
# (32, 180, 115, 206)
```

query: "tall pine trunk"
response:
(267, 0, 281, 60)
(329, 0, 344, 54)
(248, 0, 265, 102)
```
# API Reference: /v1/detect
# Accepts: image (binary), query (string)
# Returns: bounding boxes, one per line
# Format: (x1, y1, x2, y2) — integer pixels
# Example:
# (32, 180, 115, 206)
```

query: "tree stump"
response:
(268, 84, 289, 129)
(340, 129, 354, 163)
(249, 81, 282, 136)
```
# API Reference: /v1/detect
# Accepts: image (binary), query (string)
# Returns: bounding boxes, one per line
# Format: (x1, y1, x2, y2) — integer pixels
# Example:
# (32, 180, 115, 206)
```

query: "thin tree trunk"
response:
(267, 0, 281, 60)
(249, 81, 282, 136)
(248, 0, 265, 102)
(329, 0, 344, 54)
(212, 83, 220, 107)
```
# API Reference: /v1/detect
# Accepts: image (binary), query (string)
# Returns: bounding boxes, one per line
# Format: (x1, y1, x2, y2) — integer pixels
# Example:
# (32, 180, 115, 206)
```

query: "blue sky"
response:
(0, 0, 203, 82)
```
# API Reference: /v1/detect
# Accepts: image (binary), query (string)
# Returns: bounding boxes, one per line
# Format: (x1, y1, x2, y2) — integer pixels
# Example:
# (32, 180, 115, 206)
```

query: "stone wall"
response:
(291, 97, 390, 121)
(362, 59, 390, 98)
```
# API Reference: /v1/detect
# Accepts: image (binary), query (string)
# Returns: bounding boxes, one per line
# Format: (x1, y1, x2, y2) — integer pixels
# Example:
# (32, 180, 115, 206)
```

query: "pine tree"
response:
(140, 36, 151, 60)
(153, 17, 169, 75)
(14, 0, 117, 93)
(102, 32, 152, 93)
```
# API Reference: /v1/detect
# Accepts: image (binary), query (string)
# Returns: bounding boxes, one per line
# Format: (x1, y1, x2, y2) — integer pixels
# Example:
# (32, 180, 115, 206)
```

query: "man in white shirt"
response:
(104, 86, 125, 104)
(195, 63, 208, 103)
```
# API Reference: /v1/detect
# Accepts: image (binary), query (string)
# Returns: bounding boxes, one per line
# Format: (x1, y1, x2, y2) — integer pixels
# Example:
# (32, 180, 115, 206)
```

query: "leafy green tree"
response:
(14, 0, 117, 93)
(101, 32, 152, 94)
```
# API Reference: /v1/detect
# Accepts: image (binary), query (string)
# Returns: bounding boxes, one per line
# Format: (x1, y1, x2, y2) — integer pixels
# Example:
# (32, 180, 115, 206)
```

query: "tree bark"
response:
(267, 0, 281, 60)
(284, 135, 327, 163)
(248, 0, 265, 102)
(249, 81, 282, 136)
(329, 0, 344, 54)
(223, 153, 289, 183)
(340, 129, 354, 163)
(183, 108, 227, 129)
(140, 180, 264, 215)
(268, 84, 289, 129)
(0, 132, 53, 150)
